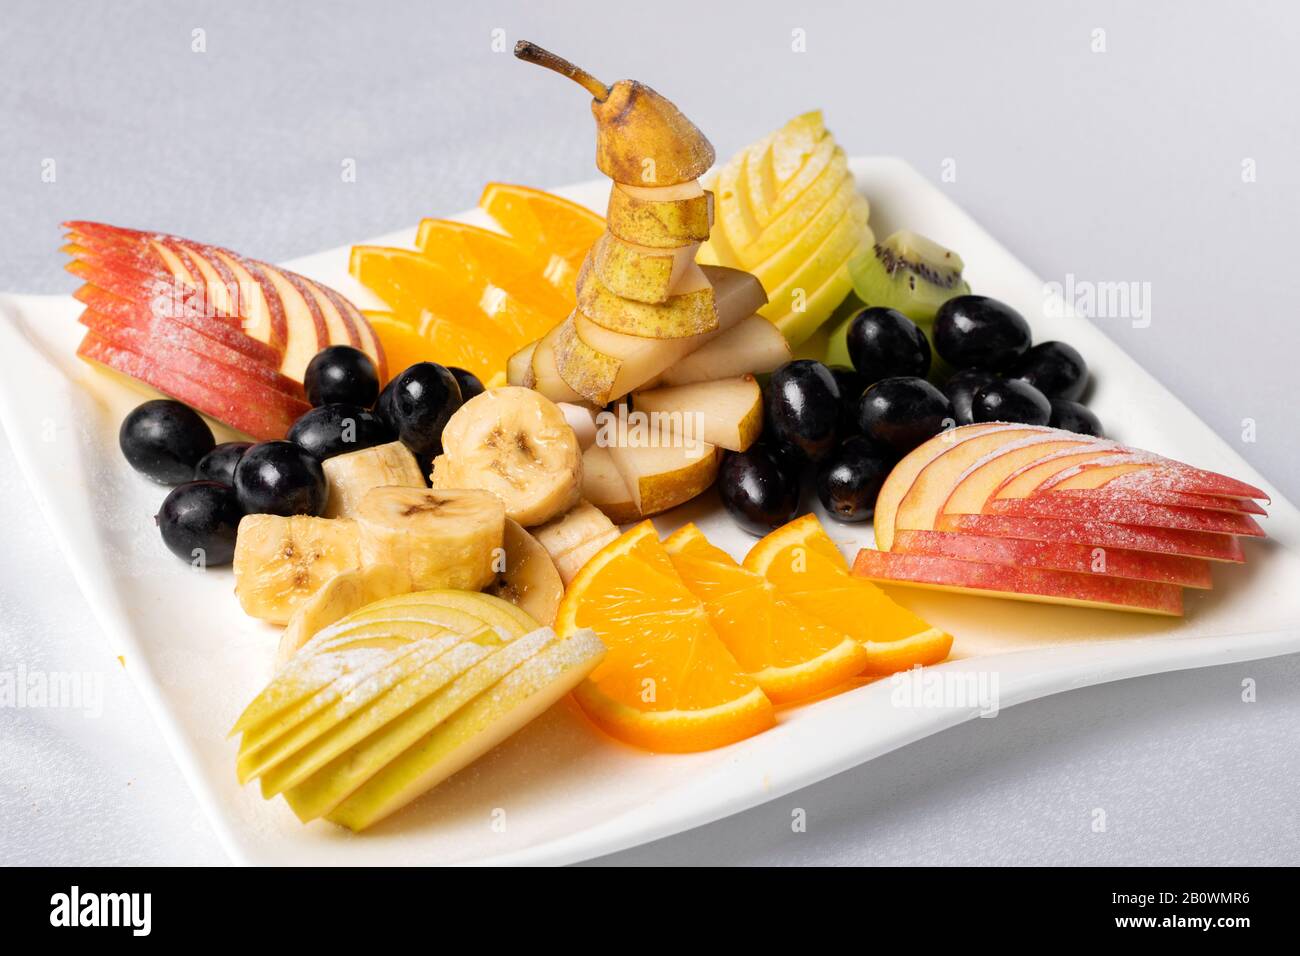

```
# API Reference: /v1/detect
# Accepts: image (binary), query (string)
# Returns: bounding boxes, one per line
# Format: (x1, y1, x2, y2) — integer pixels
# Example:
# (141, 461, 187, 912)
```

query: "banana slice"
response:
(276, 564, 413, 669)
(430, 386, 582, 527)
(530, 500, 621, 585)
(322, 441, 426, 518)
(484, 519, 564, 626)
(233, 515, 363, 624)
(355, 487, 504, 592)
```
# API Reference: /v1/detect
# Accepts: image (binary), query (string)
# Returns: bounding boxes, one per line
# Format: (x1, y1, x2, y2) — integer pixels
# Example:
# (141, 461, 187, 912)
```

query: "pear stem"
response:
(513, 41, 610, 101)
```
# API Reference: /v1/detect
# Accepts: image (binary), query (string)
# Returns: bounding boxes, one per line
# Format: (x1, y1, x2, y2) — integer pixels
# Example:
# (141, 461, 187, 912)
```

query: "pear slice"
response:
(633, 375, 763, 452)
(326, 629, 606, 831)
(606, 425, 721, 517)
(657, 315, 792, 387)
(580, 445, 640, 525)
(606, 182, 713, 248)
(576, 255, 718, 338)
(258, 630, 500, 798)
(484, 519, 565, 627)
(554, 315, 621, 405)
(284, 626, 559, 822)
(507, 340, 537, 386)
(528, 321, 585, 404)
(591, 232, 699, 304)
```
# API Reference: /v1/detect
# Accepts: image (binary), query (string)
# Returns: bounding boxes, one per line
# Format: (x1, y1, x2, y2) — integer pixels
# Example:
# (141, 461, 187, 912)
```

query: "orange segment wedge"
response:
(363, 311, 506, 387)
(479, 182, 604, 292)
(744, 514, 954, 673)
(663, 523, 869, 705)
(416, 219, 575, 317)
(557, 521, 774, 752)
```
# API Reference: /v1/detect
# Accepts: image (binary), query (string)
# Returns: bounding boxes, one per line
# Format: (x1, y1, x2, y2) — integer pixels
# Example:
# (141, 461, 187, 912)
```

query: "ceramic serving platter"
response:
(1, 157, 1297, 866)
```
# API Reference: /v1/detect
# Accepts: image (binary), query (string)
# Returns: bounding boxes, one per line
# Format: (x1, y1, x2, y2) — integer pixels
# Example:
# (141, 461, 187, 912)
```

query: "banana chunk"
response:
(322, 441, 425, 518)
(355, 487, 504, 592)
(233, 515, 362, 624)
(430, 386, 582, 527)
(531, 500, 621, 585)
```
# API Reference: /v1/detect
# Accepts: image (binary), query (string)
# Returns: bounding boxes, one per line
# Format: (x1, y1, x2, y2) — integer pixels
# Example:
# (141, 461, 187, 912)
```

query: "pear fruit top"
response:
(515, 41, 716, 187)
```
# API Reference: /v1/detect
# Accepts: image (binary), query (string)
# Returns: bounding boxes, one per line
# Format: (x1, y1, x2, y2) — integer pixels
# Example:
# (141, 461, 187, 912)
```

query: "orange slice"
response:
(417, 219, 575, 318)
(663, 523, 869, 704)
(744, 514, 953, 674)
(479, 182, 604, 292)
(363, 310, 505, 387)
(557, 521, 774, 752)
(350, 245, 548, 344)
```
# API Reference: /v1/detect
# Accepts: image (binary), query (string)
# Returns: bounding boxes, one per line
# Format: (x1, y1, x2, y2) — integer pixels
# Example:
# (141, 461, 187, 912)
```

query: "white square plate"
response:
(2, 158, 1297, 865)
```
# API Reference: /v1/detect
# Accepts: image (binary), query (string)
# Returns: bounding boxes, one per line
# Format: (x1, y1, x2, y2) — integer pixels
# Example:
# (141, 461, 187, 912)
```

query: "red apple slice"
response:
(292, 273, 359, 349)
(937, 513, 1246, 562)
(1043, 487, 1266, 515)
(79, 312, 306, 403)
(73, 284, 282, 368)
(77, 332, 308, 440)
(312, 281, 387, 381)
(993, 448, 1140, 500)
(874, 423, 1028, 551)
(894, 426, 1107, 540)
(892, 529, 1213, 588)
(852, 548, 1184, 615)
(205, 248, 290, 354)
(987, 496, 1265, 536)
(1040, 460, 1267, 501)
(253, 263, 329, 381)
(941, 436, 1113, 517)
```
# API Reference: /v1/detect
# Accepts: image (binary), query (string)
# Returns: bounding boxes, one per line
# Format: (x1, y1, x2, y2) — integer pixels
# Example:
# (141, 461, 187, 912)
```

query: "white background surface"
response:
(1, 0, 1297, 865)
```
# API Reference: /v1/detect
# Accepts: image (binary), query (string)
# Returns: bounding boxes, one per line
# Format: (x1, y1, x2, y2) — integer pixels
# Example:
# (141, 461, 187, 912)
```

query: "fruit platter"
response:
(1, 43, 1298, 865)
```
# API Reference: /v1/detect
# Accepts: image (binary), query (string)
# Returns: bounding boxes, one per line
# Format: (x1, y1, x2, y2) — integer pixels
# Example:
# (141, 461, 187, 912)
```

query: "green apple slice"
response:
(284, 626, 560, 823)
(237, 606, 493, 752)
(240, 633, 465, 787)
(358, 589, 538, 636)
(326, 629, 606, 831)
(236, 640, 431, 783)
(259, 630, 501, 797)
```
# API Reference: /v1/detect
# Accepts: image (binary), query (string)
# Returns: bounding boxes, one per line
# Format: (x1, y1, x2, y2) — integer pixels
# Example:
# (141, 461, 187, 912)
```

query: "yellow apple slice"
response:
(632, 375, 762, 451)
(326, 629, 606, 831)
(771, 233, 869, 346)
(284, 625, 559, 822)
(746, 110, 829, 227)
(873, 423, 1020, 551)
(730, 146, 848, 265)
(657, 315, 792, 387)
(750, 186, 864, 290)
(761, 193, 870, 319)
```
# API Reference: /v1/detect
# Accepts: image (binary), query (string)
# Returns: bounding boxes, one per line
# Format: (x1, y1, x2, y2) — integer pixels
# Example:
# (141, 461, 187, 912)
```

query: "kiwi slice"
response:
(846, 229, 969, 323)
